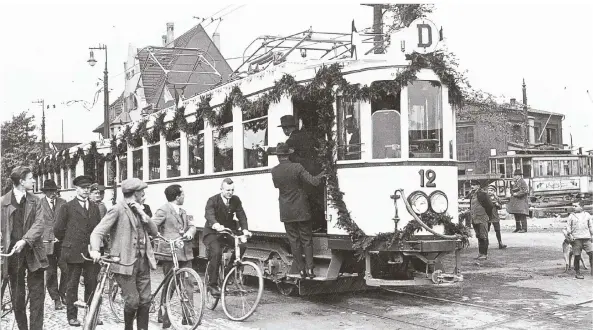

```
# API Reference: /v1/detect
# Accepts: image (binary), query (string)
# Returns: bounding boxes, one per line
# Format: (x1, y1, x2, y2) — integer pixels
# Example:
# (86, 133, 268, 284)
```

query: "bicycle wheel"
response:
(165, 268, 205, 329)
(221, 261, 264, 321)
(83, 285, 103, 330)
(204, 261, 223, 310)
(108, 278, 124, 323)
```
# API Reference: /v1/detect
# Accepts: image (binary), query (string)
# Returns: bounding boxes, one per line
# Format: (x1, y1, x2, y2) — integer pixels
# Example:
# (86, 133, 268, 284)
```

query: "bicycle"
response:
(204, 228, 263, 321)
(0, 248, 15, 319)
(107, 233, 205, 329)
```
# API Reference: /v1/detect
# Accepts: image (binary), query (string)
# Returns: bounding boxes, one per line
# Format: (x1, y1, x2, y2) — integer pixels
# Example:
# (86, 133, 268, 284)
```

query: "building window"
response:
(119, 155, 127, 182)
(370, 82, 401, 159)
(188, 133, 205, 175)
(546, 128, 557, 145)
(70, 167, 76, 186)
(408, 81, 443, 158)
(132, 149, 143, 179)
(213, 126, 233, 172)
(534, 126, 541, 142)
(166, 132, 181, 178)
(456, 126, 474, 161)
(148, 145, 160, 180)
(243, 116, 268, 169)
(337, 97, 362, 160)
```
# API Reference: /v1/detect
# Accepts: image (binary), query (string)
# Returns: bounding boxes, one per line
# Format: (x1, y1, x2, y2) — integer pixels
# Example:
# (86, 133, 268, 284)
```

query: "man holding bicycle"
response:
(204, 178, 250, 297)
(153, 184, 197, 328)
(89, 178, 158, 330)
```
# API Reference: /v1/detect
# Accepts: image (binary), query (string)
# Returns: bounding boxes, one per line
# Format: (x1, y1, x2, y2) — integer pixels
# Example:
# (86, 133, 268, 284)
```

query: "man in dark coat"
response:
(271, 143, 325, 278)
(507, 169, 529, 233)
(54, 175, 102, 326)
(1, 166, 48, 330)
(39, 179, 67, 310)
(469, 180, 494, 260)
(203, 178, 250, 297)
(279, 115, 326, 232)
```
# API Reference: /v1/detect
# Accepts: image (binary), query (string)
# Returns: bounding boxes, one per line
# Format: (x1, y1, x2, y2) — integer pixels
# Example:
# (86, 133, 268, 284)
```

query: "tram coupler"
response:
(431, 270, 463, 284)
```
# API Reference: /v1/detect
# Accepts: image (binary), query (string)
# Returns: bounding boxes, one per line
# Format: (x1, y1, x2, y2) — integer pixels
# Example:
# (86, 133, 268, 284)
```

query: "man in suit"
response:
(271, 143, 325, 279)
(38, 179, 67, 310)
(469, 180, 495, 260)
(507, 169, 530, 233)
(1, 166, 48, 330)
(54, 175, 102, 326)
(90, 178, 158, 330)
(204, 178, 250, 297)
(153, 184, 197, 328)
(279, 115, 326, 233)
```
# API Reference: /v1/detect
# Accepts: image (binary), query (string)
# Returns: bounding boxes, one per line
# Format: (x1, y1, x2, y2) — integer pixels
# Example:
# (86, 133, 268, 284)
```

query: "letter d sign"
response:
(406, 18, 440, 54)
(417, 24, 432, 48)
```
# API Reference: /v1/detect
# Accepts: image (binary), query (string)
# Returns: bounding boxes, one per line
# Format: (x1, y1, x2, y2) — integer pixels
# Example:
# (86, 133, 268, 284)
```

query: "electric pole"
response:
(32, 99, 46, 157)
(522, 79, 528, 148)
(363, 4, 389, 54)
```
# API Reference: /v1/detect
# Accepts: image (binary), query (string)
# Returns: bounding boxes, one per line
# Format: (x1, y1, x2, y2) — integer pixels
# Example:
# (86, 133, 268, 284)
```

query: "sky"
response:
(1, 0, 592, 150)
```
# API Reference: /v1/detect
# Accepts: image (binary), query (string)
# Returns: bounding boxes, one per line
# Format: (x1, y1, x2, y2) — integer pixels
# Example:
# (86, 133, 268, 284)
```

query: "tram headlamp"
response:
(408, 191, 429, 214)
(429, 191, 448, 214)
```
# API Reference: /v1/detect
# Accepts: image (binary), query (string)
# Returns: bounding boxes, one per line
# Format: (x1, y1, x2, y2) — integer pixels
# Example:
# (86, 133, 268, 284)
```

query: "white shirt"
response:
(46, 196, 55, 210)
(77, 198, 88, 210)
(220, 194, 230, 206)
(13, 189, 26, 203)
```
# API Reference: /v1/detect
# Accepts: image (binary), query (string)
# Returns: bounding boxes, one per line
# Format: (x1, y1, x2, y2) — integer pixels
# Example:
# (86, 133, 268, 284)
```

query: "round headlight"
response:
(408, 191, 429, 214)
(429, 191, 448, 214)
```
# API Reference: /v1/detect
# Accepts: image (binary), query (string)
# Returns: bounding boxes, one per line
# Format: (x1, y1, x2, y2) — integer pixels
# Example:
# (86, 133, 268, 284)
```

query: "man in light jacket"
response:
(564, 201, 593, 279)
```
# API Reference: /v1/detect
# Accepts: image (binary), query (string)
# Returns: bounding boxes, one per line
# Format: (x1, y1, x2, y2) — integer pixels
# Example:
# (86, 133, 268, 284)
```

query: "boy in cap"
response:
(54, 175, 102, 326)
(469, 180, 494, 260)
(486, 185, 507, 249)
(564, 201, 593, 279)
(90, 178, 158, 330)
(507, 169, 529, 233)
(38, 179, 67, 310)
(1, 166, 47, 330)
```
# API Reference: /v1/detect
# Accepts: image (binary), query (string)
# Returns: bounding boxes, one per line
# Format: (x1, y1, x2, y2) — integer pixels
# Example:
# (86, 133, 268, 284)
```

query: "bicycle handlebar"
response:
(0, 249, 15, 257)
(217, 228, 252, 240)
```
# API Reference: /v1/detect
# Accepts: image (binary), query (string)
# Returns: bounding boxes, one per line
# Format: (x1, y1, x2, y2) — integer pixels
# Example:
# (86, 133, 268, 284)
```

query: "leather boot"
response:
(575, 256, 584, 279)
(124, 307, 137, 330)
(513, 220, 521, 232)
(137, 304, 150, 330)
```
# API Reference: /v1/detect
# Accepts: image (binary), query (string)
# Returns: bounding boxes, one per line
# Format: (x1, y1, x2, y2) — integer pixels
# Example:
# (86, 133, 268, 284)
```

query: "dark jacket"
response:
(54, 198, 101, 263)
(1, 190, 48, 276)
(271, 159, 322, 222)
(507, 177, 529, 215)
(286, 129, 322, 176)
(39, 196, 66, 255)
(469, 189, 494, 225)
(203, 194, 248, 244)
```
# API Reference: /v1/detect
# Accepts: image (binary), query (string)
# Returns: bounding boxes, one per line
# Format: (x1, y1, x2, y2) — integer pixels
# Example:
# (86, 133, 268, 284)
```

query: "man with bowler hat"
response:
(90, 178, 158, 330)
(1, 166, 47, 330)
(278, 115, 326, 232)
(54, 175, 102, 326)
(39, 179, 67, 310)
(271, 142, 325, 278)
(507, 169, 530, 233)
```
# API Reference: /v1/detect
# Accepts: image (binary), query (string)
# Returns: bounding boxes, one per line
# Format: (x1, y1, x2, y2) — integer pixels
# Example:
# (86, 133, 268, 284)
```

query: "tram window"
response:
(560, 160, 570, 176)
(166, 132, 181, 178)
(119, 155, 127, 182)
(408, 81, 443, 158)
(132, 149, 143, 179)
(105, 161, 114, 186)
(56, 171, 61, 189)
(96, 160, 105, 185)
(572, 160, 579, 176)
(213, 126, 233, 173)
(243, 116, 268, 169)
(337, 97, 361, 160)
(523, 163, 531, 178)
(505, 161, 513, 178)
(372, 110, 401, 159)
(148, 145, 160, 180)
(70, 167, 76, 186)
(188, 133, 204, 175)
(552, 160, 560, 176)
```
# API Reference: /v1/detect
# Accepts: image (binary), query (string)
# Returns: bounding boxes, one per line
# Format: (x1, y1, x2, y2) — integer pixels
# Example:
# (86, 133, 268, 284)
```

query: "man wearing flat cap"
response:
(90, 184, 107, 218)
(38, 179, 67, 310)
(271, 142, 325, 278)
(1, 166, 47, 330)
(507, 169, 529, 233)
(90, 178, 158, 330)
(54, 175, 102, 326)
(469, 180, 495, 260)
(279, 115, 326, 233)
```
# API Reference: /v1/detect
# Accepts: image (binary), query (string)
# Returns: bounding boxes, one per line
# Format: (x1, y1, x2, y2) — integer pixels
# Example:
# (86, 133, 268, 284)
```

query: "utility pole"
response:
(363, 4, 389, 54)
(522, 78, 528, 148)
(32, 99, 46, 157)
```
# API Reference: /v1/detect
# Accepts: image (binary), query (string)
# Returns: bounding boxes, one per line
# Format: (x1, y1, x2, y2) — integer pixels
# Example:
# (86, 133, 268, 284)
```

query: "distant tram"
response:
(34, 19, 466, 295)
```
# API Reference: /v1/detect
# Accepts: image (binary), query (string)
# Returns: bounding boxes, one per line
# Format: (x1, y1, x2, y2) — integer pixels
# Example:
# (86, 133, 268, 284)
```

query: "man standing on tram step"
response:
(204, 178, 250, 297)
(39, 179, 67, 310)
(1, 166, 48, 330)
(486, 185, 507, 250)
(153, 184, 197, 328)
(469, 180, 494, 260)
(89, 178, 158, 330)
(507, 169, 530, 233)
(279, 115, 326, 233)
(271, 142, 325, 278)
(54, 175, 102, 326)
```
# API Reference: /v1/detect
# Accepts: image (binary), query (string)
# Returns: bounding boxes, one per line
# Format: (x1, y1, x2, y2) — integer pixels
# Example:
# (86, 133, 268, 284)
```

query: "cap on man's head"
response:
(41, 179, 59, 191)
(470, 180, 481, 186)
(278, 115, 296, 128)
(90, 183, 106, 192)
(275, 142, 294, 155)
(73, 175, 93, 188)
(121, 178, 148, 193)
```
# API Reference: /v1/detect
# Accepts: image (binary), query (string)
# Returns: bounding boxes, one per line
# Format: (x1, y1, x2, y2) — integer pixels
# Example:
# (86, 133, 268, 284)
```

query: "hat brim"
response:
(40, 187, 58, 191)
(277, 124, 296, 128)
(76, 183, 92, 188)
(275, 150, 294, 155)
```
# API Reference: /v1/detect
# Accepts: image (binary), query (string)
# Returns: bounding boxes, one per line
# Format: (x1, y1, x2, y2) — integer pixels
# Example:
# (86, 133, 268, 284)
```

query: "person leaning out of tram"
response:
(152, 184, 197, 328)
(469, 180, 495, 260)
(271, 142, 326, 279)
(507, 169, 529, 233)
(204, 178, 251, 297)
(90, 178, 158, 330)
(486, 185, 507, 250)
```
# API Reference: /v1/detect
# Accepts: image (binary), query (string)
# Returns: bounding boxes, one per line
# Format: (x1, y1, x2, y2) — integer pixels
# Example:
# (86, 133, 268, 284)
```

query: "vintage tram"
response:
(33, 19, 466, 295)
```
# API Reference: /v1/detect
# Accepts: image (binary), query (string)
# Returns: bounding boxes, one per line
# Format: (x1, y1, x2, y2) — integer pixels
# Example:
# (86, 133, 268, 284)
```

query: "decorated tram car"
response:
(33, 19, 467, 295)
